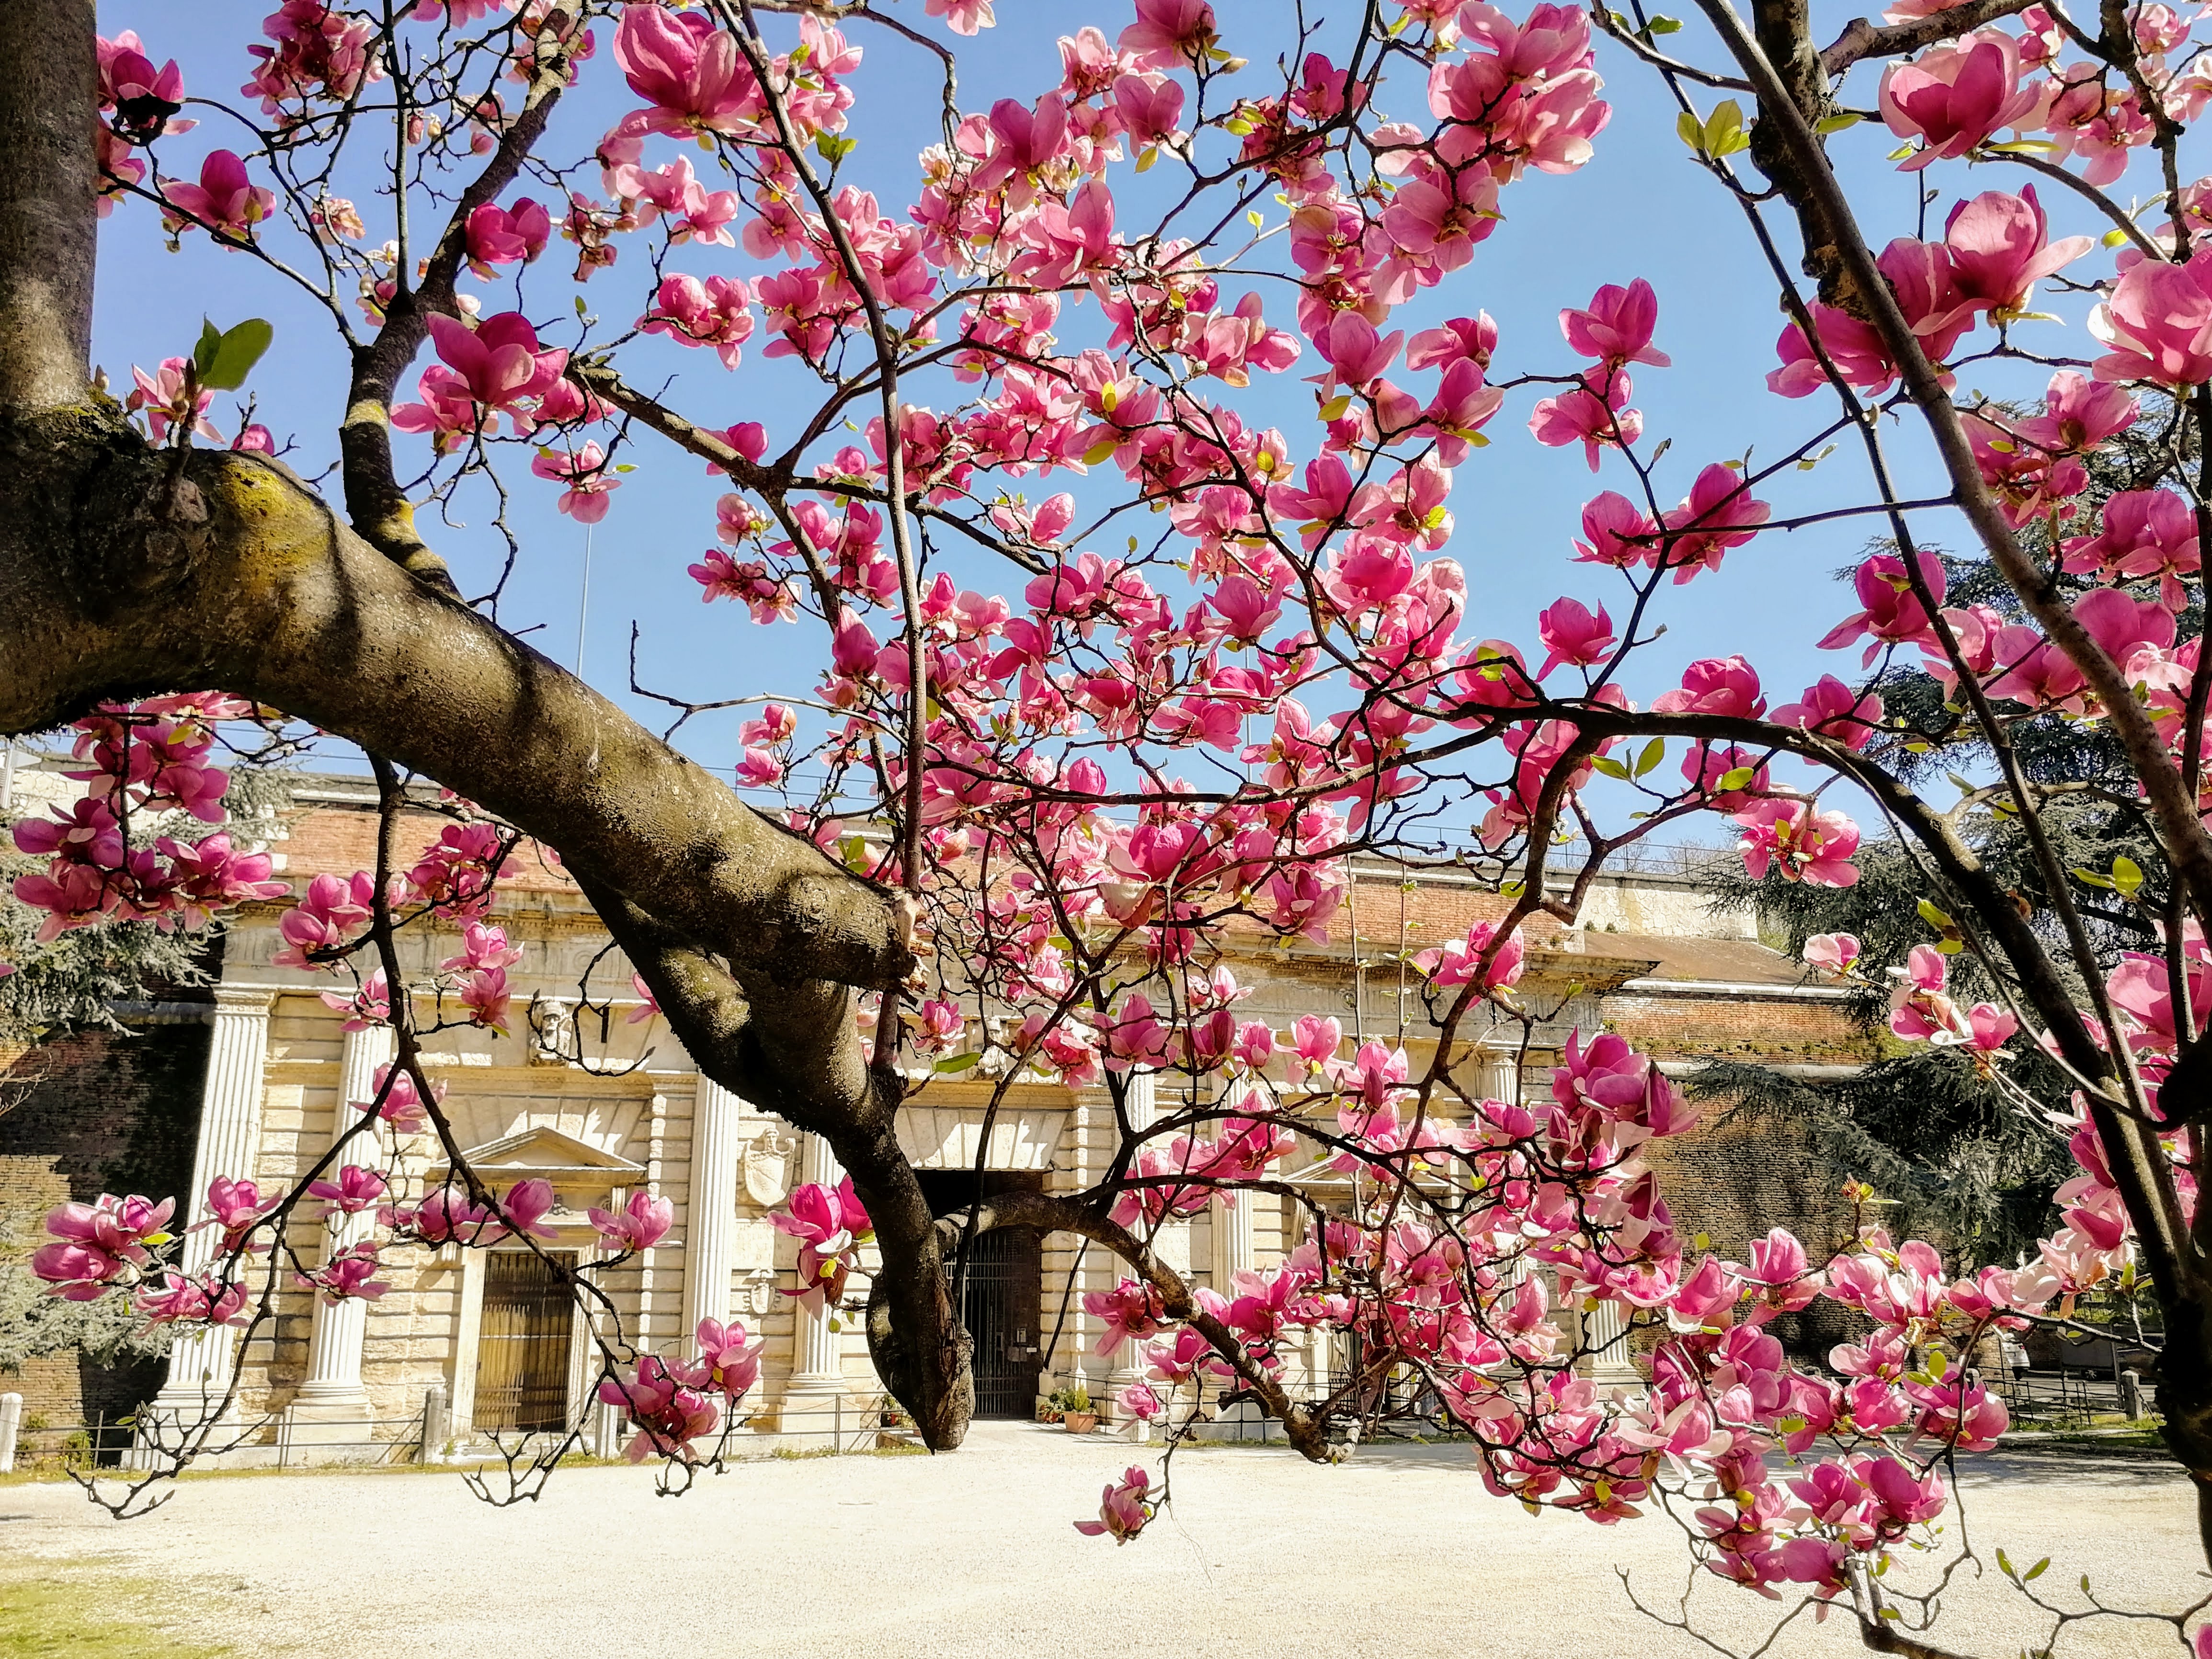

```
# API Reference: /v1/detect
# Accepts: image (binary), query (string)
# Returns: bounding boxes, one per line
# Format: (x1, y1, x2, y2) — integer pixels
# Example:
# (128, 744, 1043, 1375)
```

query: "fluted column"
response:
(784, 1132, 846, 1399)
(288, 1023, 392, 1443)
(1211, 1077, 1263, 1427)
(1210, 1078, 1257, 1291)
(1478, 1039, 1520, 1104)
(682, 1078, 742, 1341)
(153, 988, 273, 1419)
(1105, 1070, 1159, 1410)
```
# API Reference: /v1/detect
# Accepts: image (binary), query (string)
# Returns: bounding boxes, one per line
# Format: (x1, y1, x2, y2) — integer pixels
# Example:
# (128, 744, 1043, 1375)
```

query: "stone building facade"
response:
(1, 763, 1878, 1454)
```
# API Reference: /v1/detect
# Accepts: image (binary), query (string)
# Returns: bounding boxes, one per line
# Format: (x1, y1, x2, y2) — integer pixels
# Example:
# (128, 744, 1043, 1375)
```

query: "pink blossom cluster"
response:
(10, 697, 284, 942)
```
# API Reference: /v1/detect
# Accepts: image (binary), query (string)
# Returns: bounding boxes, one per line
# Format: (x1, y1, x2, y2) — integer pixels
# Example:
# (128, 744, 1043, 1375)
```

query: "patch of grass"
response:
(768, 1442, 931, 1460)
(0, 1568, 232, 1659)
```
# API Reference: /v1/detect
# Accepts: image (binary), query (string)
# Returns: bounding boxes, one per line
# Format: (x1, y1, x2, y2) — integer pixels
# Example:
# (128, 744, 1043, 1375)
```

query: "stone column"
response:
(1581, 1296, 1639, 1387)
(1210, 1078, 1257, 1291)
(1478, 1039, 1520, 1104)
(282, 1021, 393, 1459)
(150, 988, 274, 1430)
(783, 1132, 846, 1406)
(682, 1077, 743, 1342)
(1105, 1070, 1159, 1416)
(1210, 1077, 1262, 1427)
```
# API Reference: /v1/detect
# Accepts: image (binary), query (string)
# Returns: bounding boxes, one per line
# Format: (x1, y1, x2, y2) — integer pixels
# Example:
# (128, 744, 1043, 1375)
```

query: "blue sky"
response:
(90, 1, 2121, 846)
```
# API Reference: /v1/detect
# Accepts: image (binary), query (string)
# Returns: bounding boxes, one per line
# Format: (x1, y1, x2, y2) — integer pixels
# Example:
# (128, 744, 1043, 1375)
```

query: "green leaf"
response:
(2111, 855, 2144, 898)
(1317, 393, 1352, 420)
(933, 1051, 982, 1073)
(1646, 13, 1682, 31)
(2072, 866, 2116, 890)
(196, 318, 274, 391)
(1634, 737, 1664, 778)
(1590, 755, 1630, 780)
(814, 133, 856, 165)
(191, 318, 224, 376)
(1996, 1547, 2014, 1579)
(1814, 111, 1861, 134)
(1676, 109, 1705, 152)
(1916, 898, 1952, 930)
(1715, 766, 1757, 791)
(1702, 101, 1749, 157)
(1983, 138, 2056, 155)
(2023, 1556, 2049, 1581)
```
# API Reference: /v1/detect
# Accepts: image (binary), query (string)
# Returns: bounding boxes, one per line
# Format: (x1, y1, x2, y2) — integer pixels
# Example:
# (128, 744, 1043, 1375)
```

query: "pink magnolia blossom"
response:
(31, 1194, 174, 1298)
(297, 1242, 391, 1304)
(590, 1190, 674, 1252)
(308, 1165, 389, 1216)
(1074, 1465, 1154, 1541)
(1653, 655, 1764, 719)
(599, 1354, 720, 1462)
(2091, 248, 2212, 387)
(640, 273, 755, 369)
(420, 313, 568, 415)
(771, 1178, 874, 1313)
(694, 1317, 764, 1399)
(1560, 279, 1668, 367)
(1817, 551, 1947, 664)
(531, 443, 620, 523)
(1942, 187, 2089, 318)
(612, 2, 762, 136)
(1878, 32, 2044, 169)
(1734, 800, 1863, 887)
(464, 197, 551, 276)
(925, 0, 997, 34)
(1528, 370, 1639, 469)
(161, 150, 275, 240)
(1119, 0, 1217, 69)
(134, 1270, 250, 1327)
(1802, 933, 1860, 976)
(1534, 596, 1615, 677)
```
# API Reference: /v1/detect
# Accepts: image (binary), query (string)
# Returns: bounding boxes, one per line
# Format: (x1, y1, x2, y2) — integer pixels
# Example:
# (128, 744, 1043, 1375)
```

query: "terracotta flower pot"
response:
(1064, 1411, 1098, 1434)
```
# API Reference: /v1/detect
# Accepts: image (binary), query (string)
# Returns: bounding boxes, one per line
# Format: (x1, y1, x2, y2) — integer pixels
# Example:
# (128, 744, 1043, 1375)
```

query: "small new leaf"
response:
(194, 318, 274, 391)
(1634, 737, 1665, 777)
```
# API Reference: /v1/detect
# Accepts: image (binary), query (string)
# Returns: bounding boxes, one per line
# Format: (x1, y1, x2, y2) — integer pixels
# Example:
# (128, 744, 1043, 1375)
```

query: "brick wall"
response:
(0, 1015, 211, 1427)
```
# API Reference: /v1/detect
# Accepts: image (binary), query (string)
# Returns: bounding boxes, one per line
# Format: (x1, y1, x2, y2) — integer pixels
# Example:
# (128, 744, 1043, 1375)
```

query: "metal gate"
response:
(914, 1170, 1045, 1420)
(957, 1226, 1043, 1419)
(475, 1250, 576, 1432)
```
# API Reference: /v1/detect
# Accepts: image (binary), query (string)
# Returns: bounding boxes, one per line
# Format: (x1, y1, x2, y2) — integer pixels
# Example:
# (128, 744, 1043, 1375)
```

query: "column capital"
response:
(209, 985, 276, 1016)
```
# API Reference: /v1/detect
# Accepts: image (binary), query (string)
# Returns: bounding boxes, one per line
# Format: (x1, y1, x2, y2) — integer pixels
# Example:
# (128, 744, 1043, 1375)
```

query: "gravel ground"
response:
(0, 1426, 2200, 1659)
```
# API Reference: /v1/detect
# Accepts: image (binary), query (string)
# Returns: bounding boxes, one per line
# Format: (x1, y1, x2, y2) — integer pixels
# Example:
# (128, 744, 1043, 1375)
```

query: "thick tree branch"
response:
(338, 12, 573, 589)
(0, 424, 915, 994)
(0, 0, 95, 413)
(1821, 0, 2041, 75)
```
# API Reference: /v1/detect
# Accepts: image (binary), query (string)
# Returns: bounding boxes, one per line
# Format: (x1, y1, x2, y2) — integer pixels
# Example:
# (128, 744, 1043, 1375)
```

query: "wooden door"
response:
(475, 1250, 577, 1433)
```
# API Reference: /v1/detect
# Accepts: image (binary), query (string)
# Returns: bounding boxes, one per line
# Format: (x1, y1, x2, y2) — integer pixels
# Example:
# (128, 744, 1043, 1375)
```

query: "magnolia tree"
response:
(4, 0, 2212, 1649)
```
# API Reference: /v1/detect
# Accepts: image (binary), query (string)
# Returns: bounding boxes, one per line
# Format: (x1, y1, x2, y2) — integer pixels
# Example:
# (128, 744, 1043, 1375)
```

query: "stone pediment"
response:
(439, 1125, 646, 1181)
